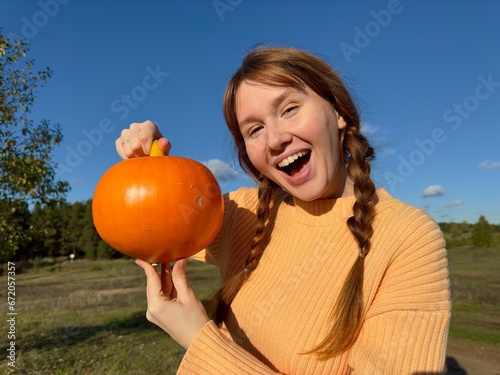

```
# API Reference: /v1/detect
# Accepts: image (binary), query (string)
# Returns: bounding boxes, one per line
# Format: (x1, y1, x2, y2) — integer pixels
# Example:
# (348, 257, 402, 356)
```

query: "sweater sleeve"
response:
(189, 191, 237, 266)
(349, 208, 451, 374)
(190, 188, 259, 269)
(179, 188, 274, 374)
(177, 321, 282, 375)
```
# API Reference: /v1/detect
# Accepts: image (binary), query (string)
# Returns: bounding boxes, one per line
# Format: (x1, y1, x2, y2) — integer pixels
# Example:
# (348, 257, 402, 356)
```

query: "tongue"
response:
(288, 162, 303, 176)
(287, 153, 310, 176)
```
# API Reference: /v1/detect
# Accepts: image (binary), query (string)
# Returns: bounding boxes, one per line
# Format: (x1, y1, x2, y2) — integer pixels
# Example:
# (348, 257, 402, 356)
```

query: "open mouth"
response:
(277, 151, 311, 176)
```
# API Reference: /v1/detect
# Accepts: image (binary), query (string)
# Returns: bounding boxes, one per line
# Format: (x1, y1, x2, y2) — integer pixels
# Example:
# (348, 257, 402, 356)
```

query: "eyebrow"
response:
(238, 87, 306, 129)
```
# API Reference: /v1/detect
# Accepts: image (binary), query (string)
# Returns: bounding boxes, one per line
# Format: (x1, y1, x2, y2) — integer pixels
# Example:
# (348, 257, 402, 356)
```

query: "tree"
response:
(96, 240, 116, 260)
(61, 201, 86, 256)
(79, 200, 102, 260)
(1, 201, 31, 260)
(29, 201, 67, 259)
(471, 215, 493, 247)
(0, 32, 69, 262)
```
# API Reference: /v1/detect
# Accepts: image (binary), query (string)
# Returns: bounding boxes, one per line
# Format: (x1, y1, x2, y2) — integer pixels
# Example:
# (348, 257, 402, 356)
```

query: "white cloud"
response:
(359, 122, 396, 158)
(479, 160, 500, 170)
(378, 148, 397, 157)
(445, 200, 464, 208)
(203, 159, 240, 182)
(422, 185, 446, 198)
(360, 122, 379, 135)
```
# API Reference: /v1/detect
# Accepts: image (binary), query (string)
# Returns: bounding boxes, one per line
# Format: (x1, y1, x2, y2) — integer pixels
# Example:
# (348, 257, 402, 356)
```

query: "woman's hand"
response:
(116, 120, 172, 159)
(135, 259, 209, 349)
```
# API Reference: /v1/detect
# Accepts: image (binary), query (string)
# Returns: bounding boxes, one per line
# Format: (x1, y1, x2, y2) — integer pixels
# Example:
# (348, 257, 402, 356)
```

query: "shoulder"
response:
(226, 186, 259, 211)
(226, 186, 291, 214)
(373, 189, 445, 251)
(375, 189, 441, 231)
(220, 187, 260, 232)
(365, 191, 450, 316)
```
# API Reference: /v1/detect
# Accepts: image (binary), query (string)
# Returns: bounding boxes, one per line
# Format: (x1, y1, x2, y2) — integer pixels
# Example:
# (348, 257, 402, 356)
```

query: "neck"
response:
(321, 165, 355, 200)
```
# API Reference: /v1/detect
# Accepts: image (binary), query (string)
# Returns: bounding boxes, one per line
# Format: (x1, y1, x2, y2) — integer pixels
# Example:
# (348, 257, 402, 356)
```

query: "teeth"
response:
(277, 151, 308, 168)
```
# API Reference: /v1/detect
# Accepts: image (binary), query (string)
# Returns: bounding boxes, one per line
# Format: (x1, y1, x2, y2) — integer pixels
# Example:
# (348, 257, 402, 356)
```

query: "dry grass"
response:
(1, 246, 499, 374)
(0, 258, 219, 375)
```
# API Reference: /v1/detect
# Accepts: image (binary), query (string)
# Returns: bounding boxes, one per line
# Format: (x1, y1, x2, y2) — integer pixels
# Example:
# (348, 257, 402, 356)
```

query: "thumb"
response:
(135, 259, 163, 300)
(158, 137, 172, 155)
(171, 259, 191, 301)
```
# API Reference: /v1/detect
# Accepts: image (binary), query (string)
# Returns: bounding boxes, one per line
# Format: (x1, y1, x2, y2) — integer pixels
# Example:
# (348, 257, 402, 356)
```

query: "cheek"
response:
(246, 144, 275, 180)
(245, 143, 264, 169)
(309, 116, 339, 147)
(308, 110, 334, 134)
(313, 119, 343, 163)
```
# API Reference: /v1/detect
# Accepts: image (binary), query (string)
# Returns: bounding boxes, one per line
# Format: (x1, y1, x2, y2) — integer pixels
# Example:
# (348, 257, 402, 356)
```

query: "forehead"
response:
(237, 80, 302, 99)
(235, 81, 305, 116)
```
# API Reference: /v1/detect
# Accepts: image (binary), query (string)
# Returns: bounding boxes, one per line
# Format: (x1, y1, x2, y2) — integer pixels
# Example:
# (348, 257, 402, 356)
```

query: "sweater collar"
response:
(286, 188, 390, 225)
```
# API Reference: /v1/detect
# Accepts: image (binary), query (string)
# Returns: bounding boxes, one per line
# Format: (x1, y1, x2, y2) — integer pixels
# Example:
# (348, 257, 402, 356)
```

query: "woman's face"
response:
(236, 80, 353, 201)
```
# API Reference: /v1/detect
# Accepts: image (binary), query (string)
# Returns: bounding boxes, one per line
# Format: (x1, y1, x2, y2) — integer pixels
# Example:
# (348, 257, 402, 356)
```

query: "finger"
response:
(136, 120, 162, 156)
(126, 122, 150, 157)
(160, 262, 174, 297)
(124, 138, 146, 158)
(118, 140, 141, 159)
(116, 137, 127, 159)
(135, 259, 164, 301)
(131, 121, 168, 157)
(141, 120, 163, 139)
(117, 128, 142, 159)
(139, 136, 171, 157)
(116, 129, 132, 159)
(157, 138, 172, 156)
(171, 259, 190, 302)
(120, 128, 131, 139)
(125, 124, 146, 158)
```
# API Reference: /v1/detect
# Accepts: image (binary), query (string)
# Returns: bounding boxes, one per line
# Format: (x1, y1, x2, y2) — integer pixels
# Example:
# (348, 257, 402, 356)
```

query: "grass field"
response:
(1, 246, 499, 374)
(445, 247, 500, 375)
(447, 247, 500, 345)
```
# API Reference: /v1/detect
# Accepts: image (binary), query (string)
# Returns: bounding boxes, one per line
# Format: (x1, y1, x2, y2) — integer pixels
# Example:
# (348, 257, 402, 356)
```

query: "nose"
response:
(266, 125, 292, 151)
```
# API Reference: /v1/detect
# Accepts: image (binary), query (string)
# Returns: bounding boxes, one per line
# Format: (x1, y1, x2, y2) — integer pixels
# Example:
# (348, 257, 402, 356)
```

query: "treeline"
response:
(11, 200, 119, 262)
(439, 216, 500, 249)
(8, 201, 500, 262)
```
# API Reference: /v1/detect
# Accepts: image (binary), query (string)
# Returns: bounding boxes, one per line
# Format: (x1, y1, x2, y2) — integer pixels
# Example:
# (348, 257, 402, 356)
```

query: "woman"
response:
(117, 46, 451, 374)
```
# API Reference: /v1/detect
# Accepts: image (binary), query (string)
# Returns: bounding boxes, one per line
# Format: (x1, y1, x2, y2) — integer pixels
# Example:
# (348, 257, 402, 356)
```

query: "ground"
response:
(446, 340, 500, 375)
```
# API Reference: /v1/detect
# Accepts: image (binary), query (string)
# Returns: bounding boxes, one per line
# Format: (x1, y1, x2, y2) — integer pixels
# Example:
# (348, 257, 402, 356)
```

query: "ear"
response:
(337, 113, 347, 130)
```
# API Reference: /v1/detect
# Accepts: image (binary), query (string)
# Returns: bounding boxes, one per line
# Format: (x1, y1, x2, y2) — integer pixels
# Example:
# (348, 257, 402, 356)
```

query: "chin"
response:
(284, 186, 327, 201)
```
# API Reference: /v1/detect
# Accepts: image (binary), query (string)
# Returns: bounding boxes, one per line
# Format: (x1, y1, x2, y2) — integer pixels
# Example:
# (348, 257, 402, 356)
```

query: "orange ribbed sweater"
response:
(179, 188, 451, 374)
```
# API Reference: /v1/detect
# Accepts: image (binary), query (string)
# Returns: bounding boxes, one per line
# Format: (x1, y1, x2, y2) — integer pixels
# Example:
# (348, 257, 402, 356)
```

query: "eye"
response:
(283, 105, 298, 117)
(247, 125, 263, 138)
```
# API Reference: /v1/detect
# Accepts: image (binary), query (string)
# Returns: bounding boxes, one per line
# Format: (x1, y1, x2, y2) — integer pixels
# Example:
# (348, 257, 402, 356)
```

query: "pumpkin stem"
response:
(150, 140, 166, 157)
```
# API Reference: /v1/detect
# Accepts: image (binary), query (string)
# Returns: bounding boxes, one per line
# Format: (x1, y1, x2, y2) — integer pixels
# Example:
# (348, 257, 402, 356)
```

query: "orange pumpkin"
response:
(92, 141, 224, 263)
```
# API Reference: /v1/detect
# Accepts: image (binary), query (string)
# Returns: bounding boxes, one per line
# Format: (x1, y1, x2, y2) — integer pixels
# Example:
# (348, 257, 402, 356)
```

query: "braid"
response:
(308, 126, 377, 359)
(209, 177, 278, 325)
(246, 177, 276, 272)
(345, 126, 376, 257)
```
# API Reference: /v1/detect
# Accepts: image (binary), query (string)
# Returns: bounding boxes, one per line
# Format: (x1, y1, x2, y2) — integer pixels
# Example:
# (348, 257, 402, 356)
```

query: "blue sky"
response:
(2, 0, 499, 224)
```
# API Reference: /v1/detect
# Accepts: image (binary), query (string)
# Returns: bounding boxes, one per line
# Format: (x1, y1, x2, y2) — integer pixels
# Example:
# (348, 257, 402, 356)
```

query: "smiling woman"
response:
(116, 45, 451, 375)
(234, 81, 350, 201)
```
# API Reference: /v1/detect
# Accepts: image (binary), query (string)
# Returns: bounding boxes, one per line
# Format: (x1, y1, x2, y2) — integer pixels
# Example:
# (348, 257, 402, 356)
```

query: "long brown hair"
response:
(209, 46, 376, 358)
